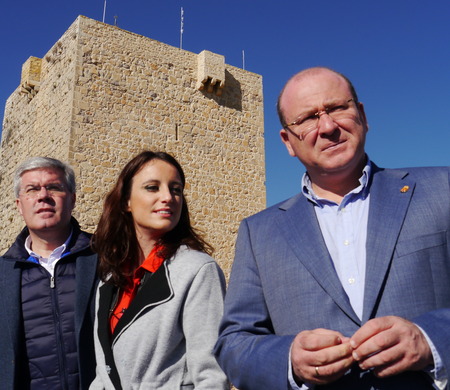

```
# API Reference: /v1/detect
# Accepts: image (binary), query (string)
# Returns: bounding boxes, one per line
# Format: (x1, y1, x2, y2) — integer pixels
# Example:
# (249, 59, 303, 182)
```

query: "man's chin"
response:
(318, 152, 364, 175)
(30, 219, 62, 231)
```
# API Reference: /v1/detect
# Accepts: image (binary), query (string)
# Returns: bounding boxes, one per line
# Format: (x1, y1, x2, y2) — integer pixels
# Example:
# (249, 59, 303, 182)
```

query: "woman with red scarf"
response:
(90, 151, 229, 390)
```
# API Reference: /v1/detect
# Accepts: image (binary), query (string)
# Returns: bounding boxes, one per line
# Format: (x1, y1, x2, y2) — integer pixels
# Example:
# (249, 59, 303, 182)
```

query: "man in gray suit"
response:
(215, 67, 450, 389)
(0, 157, 98, 389)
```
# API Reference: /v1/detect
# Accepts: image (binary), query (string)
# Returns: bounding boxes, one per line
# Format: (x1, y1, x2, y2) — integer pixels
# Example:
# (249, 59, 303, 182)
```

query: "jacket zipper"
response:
(49, 273, 70, 390)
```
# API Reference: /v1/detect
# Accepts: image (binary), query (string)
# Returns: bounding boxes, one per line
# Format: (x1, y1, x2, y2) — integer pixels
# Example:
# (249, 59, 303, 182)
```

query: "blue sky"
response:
(1, 1, 450, 206)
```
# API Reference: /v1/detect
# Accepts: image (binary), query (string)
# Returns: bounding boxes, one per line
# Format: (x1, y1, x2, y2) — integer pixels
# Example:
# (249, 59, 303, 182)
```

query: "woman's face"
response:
(127, 159, 183, 243)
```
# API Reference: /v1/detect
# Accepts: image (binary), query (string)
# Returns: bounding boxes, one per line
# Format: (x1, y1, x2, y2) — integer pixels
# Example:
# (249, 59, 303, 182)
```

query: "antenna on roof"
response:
(102, 0, 107, 23)
(114, 15, 118, 26)
(242, 50, 245, 70)
(180, 7, 184, 49)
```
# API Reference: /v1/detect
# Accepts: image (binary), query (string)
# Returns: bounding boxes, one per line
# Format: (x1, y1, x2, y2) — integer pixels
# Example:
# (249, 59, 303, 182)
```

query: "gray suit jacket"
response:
(215, 165, 450, 390)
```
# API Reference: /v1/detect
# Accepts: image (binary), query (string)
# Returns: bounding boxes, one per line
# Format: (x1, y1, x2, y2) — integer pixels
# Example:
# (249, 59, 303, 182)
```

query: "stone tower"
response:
(0, 16, 265, 275)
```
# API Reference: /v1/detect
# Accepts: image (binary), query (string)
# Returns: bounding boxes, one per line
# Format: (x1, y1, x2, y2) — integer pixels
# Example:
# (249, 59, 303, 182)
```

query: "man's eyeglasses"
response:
(283, 98, 355, 141)
(20, 183, 67, 198)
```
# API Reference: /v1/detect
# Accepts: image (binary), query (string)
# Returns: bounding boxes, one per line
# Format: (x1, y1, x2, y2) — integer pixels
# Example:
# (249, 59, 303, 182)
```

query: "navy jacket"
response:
(0, 218, 98, 390)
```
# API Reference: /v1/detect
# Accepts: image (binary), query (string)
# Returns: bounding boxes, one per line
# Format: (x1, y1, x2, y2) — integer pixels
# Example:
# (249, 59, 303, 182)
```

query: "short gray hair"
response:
(14, 157, 76, 197)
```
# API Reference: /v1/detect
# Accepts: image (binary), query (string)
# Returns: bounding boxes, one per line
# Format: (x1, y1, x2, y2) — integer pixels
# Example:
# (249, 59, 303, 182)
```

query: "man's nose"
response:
(37, 187, 52, 199)
(317, 112, 338, 135)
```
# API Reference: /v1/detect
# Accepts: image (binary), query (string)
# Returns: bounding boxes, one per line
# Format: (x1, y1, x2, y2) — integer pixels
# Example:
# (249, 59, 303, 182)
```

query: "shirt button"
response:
(344, 240, 350, 246)
(348, 277, 355, 284)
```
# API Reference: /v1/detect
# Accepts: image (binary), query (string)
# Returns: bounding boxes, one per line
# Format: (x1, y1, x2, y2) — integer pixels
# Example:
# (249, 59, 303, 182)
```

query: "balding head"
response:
(277, 67, 359, 127)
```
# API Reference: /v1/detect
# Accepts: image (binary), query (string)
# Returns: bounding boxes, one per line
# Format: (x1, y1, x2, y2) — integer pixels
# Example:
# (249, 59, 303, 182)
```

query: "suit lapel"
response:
(362, 167, 415, 322)
(96, 262, 173, 353)
(112, 261, 173, 342)
(276, 194, 360, 325)
(97, 283, 123, 389)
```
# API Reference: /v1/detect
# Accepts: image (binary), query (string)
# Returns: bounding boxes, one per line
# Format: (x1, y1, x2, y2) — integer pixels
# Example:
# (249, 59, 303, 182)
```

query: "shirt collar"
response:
(133, 245, 165, 279)
(25, 229, 73, 260)
(301, 158, 372, 207)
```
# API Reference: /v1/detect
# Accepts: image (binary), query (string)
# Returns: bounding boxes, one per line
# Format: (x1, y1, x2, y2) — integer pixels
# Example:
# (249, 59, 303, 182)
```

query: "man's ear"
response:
(280, 129, 297, 157)
(16, 198, 24, 217)
(357, 102, 369, 133)
(70, 192, 76, 210)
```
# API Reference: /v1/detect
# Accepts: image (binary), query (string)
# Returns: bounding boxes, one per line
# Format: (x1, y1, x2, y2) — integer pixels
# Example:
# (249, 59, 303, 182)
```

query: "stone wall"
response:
(0, 16, 265, 276)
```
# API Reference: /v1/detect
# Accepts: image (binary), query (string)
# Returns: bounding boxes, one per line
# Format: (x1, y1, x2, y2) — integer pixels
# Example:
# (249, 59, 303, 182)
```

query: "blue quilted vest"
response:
(21, 258, 79, 389)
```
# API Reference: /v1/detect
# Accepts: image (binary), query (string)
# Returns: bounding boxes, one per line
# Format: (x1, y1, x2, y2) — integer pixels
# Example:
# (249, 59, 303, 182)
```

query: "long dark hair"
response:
(92, 151, 213, 288)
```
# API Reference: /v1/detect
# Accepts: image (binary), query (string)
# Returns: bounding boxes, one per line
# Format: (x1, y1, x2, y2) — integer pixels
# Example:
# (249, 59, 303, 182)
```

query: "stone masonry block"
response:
(197, 50, 225, 96)
(21, 56, 42, 88)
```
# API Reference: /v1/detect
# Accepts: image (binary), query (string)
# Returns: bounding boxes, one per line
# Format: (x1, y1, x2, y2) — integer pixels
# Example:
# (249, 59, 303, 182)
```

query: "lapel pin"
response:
(400, 185, 409, 193)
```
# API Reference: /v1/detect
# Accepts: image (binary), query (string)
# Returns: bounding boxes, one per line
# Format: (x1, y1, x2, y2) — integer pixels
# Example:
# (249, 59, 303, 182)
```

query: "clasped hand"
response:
(291, 316, 434, 386)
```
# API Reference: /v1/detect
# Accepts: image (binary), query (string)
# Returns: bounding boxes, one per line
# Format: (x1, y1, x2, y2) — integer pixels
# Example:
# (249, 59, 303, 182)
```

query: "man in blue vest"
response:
(0, 157, 98, 389)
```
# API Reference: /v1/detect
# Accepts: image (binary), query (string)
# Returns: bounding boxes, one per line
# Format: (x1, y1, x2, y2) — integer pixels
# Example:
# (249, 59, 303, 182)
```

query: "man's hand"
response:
(350, 316, 433, 377)
(291, 328, 354, 385)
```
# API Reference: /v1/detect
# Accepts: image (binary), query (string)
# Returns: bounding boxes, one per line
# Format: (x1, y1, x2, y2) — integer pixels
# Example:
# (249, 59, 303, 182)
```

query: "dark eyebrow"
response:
(142, 180, 183, 187)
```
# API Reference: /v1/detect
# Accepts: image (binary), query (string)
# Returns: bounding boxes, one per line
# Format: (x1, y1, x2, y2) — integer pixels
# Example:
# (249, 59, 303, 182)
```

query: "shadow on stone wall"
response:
(201, 69, 242, 111)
